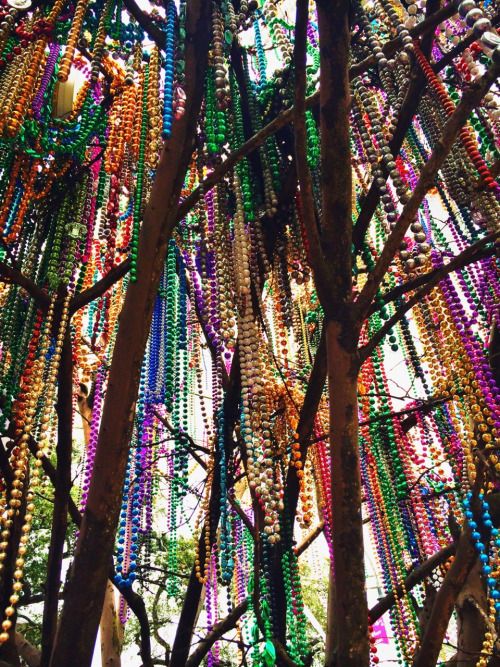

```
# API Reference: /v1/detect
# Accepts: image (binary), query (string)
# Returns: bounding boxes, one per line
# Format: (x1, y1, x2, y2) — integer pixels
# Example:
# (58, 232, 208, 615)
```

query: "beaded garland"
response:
(0, 0, 497, 665)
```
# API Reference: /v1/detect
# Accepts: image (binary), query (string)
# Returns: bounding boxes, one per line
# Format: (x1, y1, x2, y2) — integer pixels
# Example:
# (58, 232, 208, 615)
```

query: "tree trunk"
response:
(449, 561, 488, 667)
(170, 354, 241, 667)
(41, 331, 72, 667)
(15, 633, 40, 667)
(325, 320, 369, 667)
(100, 582, 123, 667)
(77, 385, 92, 446)
(49, 6, 211, 666)
(79, 377, 123, 667)
(169, 537, 216, 667)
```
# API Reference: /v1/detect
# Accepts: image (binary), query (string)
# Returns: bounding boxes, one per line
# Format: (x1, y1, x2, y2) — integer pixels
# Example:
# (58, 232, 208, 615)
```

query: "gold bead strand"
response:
(6, 35, 48, 138)
(90, 0, 112, 83)
(58, 0, 90, 82)
(0, 42, 34, 136)
(46, 0, 67, 24)
(146, 47, 162, 168)
(0, 293, 65, 644)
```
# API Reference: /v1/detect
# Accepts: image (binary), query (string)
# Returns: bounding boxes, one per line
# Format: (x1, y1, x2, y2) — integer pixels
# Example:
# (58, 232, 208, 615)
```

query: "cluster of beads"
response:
(0, 0, 497, 664)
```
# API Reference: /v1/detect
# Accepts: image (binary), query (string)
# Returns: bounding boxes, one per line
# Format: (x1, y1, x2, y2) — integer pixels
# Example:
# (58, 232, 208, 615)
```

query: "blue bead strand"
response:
(217, 407, 234, 584)
(463, 491, 500, 617)
(253, 18, 267, 91)
(162, 0, 177, 139)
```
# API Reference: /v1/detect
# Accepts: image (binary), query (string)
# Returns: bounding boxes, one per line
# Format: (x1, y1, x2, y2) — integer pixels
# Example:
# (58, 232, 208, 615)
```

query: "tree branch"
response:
(152, 409, 210, 463)
(0, 262, 49, 307)
(354, 64, 499, 321)
(122, 0, 165, 48)
(294, 522, 324, 558)
(351, 3, 457, 80)
(412, 529, 476, 666)
(122, 584, 153, 667)
(184, 270, 229, 389)
(41, 331, 73, 667)
(175, 3, 458, 224)
(25, 437, 154, 666)
(352, 0, 442, 253)
(70, 259, 130, 314)
(369, 542, 456, 623)
(316, 0, 353, 316)
(369, 240, 496, 314)
(305, 392, 452, 448)
(413, 459, 486, 667)
(293, 0, 330, 302)
(15, 632, 41, 667)
(359, 232, 499, 362)
(185, 599, 250, 667)
(229, 498, 256, 541)
(284, 326, 327, 522)
(170, 353, 242, 667)
(433, 11, 500, 74)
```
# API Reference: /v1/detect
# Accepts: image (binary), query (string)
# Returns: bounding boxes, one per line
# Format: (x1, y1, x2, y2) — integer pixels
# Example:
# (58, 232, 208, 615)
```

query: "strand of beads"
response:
(162, 0, 176, 139)
(212, 5, 230, 110)
(463, 491, 500, 621)
(147, 47, 162, 168)
(413, 42, 498, 194)
(217, 407, 234, 584)
(253, 16, 267, 90)
(90, 0, 112, 83)
(115, 367, 147, 590)
(3, 31, 46, 138)
(32, 42, 60, 120)
(164, 240, 178, 413)
(261, 4, 293, 68)
(57, 0, 89, 82)
(80, 365, 106, 512)
(131, 62, 149, 281)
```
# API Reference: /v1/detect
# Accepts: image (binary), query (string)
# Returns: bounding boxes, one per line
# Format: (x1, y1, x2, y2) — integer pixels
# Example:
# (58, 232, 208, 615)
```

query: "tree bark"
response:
(449, 561, 488, 667)
(312, 0, 370, 663)
(315, 0, 353, 316)
(78, 381, 123, 667)
(185, 599, 249, 667)
(413, 528, 477, 667)
(15, 633, 40, 667)
(169, 516, 219, 667)
(48, 3, 212, 666)
(41, 330, 72, 667)
(324, 322, 368, 667)
(100, 582, 123, 667)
